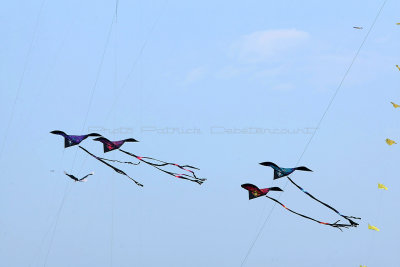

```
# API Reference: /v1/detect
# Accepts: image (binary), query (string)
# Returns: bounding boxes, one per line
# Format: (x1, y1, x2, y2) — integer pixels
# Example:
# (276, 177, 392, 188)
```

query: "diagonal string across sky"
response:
(240, 0, 388, 266)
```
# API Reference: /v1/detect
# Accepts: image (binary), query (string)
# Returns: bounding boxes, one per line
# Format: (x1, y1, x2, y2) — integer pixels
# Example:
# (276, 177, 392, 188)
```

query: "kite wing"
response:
(368, 224, 380, 231)
(295, 166, 313, 172)
(259, 161, 288, 179)
(123, 138, 139, 143)
(241, 183, 264, 199)
(51, 130, 67, 137)
(87, 133, 102, 137)
(378, 183, 388, 190)
(267, 187, 283, 192)
(259, 162, 280, 169)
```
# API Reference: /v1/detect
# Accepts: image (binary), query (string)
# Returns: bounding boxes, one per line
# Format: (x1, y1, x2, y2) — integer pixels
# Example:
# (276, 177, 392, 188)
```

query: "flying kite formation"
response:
(242, 162, 360, 230)
(355, 19, 400, 267)
(373, 62, 398, 236)
(51, 131, 206, 187)
(41, 12, 400, 267)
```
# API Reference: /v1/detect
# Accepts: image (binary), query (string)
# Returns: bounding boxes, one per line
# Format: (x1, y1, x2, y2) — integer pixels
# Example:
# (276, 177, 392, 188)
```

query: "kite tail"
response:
(119, 149, 206, 184)
(81, 173, 94, 180)
(174, 174, 207, 185)
(287, 177, 360, 226)
(97, 156, 141, 166)
(122, 153, 199, 177)
(265, 196, 353, 231)
(78, 146, 143, 187)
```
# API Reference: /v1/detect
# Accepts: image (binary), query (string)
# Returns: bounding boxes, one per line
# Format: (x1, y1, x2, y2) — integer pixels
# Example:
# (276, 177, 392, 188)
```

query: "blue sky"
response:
(1, 0, 399, 266)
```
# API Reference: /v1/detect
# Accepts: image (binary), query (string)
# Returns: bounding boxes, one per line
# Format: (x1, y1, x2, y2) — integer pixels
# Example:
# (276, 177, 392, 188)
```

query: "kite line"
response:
(0, 0, 47, 162)
(44, 8, 118, 266)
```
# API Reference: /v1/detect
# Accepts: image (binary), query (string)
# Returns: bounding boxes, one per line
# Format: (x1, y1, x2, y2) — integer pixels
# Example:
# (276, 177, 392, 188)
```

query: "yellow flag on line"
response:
(378, 183, 388, 190)
(391, 102, 400, 108)
(386, 138, 397, 146)
(368, 224, 380, 231)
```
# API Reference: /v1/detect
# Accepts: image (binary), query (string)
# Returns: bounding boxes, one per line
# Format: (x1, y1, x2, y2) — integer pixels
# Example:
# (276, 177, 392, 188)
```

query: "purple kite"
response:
(50, 130, 101, 148)
(93, 137, 138, 152)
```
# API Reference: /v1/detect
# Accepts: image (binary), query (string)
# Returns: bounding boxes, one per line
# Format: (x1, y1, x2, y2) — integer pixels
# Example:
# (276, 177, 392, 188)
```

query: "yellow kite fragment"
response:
(353, 26, 363, 29)
(396, 65, 400, 71)
(368, 224, 380, 231)
(396, 23, 400, 25)
(360, 265, 366, 267)
(391, 102, 400, 108)
(386, 138, 397, 145)
(378, 183, 388, 190)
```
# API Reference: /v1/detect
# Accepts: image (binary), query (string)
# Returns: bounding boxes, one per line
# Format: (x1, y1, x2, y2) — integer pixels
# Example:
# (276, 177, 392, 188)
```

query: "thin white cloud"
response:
(271, 82, 295, 91)
(183, 66, 207, 84)
(231, 29, 309, 62)
(215, 65, 247, 79)
(252, 66, 285, 79)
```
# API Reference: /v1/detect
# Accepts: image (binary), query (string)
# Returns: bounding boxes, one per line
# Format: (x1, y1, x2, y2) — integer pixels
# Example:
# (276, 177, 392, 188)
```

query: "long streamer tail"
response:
(78, 146, 143, 187)
(119, 149, 206, 185)
(287, 176, 360, 226)
(97, 156, 141, 165)
(265, 195, 354, 231)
